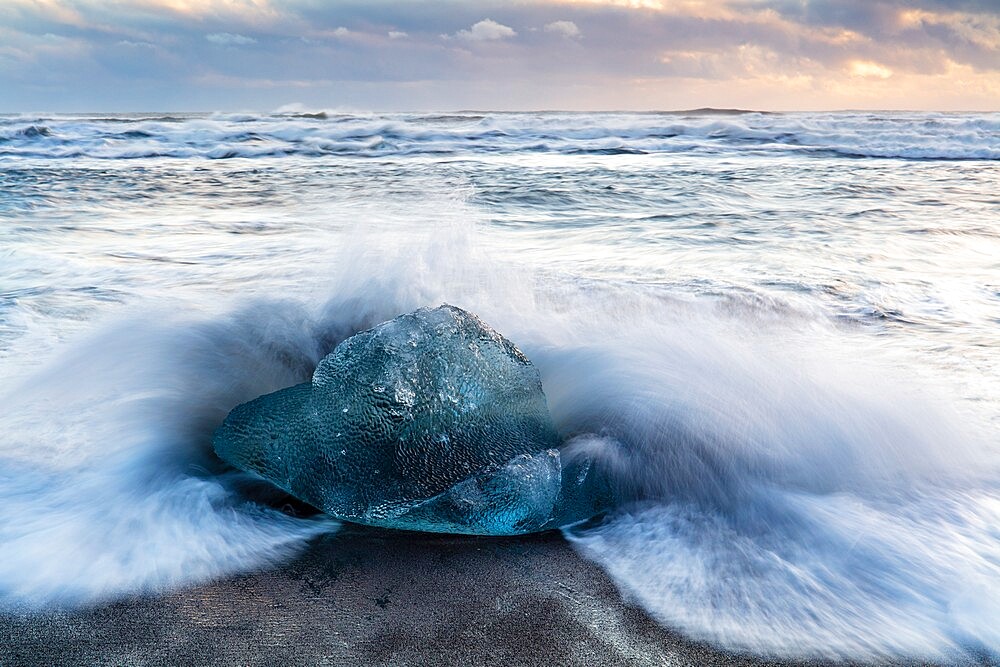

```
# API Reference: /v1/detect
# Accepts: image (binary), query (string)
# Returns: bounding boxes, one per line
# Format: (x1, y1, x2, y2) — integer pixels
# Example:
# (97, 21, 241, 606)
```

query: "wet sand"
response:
(0, 528, 798, 666)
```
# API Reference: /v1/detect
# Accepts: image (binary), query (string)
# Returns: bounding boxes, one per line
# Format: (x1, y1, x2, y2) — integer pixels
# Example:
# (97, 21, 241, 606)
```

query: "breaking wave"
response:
(1, 110, 998, 160)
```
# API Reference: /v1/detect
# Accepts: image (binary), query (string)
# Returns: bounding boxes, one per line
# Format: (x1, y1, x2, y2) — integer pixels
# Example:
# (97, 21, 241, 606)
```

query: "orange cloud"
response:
(850, 61, 893, 79)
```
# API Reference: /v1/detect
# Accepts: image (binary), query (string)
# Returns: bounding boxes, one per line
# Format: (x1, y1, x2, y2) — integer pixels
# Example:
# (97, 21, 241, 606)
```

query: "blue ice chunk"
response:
(214, 305, 598, 535)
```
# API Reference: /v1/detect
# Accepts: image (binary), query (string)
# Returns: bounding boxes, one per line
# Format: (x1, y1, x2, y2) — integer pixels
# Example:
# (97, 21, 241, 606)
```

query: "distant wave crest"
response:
(1, 111, 997, 160)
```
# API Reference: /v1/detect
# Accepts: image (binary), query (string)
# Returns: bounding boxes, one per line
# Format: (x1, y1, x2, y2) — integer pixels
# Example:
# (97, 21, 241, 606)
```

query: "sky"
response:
(1, 0, 999, 112)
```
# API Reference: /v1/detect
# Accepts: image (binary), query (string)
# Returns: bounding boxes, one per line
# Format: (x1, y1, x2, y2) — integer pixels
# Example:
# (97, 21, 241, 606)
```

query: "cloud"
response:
(850, 60, 894, 78)
(1, 0, 999, 111)
(544, 20, 581, 37)
(195, 73, 330, 88)
(205, 32, 256, 46)
(455, 19, 517, 41)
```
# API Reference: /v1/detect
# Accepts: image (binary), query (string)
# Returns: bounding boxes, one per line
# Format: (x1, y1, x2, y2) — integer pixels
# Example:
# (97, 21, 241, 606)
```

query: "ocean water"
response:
(1, 110, 999, 662)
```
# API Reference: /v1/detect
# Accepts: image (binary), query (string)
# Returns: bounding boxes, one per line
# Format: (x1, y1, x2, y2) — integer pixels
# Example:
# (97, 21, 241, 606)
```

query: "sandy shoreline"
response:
(0, 528, 801, 666)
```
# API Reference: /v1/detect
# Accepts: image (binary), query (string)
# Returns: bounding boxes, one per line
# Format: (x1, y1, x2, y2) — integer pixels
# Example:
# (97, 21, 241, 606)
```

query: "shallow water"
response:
(1, 110, 999, 662)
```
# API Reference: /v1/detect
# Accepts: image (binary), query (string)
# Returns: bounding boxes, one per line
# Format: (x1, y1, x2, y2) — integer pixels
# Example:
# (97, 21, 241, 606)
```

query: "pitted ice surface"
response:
(213, 305, 584, 535)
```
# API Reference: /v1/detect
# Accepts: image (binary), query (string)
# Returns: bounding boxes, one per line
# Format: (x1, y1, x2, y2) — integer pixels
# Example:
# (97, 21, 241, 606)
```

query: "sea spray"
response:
(0, 303, 338, 608)
(539, 317, 999, 661)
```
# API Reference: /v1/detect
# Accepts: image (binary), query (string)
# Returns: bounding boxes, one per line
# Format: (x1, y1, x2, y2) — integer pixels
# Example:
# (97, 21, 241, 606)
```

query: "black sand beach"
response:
(0, 528, 797, 666)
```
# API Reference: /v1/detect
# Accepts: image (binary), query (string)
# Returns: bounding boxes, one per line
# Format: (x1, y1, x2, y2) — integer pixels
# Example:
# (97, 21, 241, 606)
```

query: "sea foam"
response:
(1, 111, 998, 160)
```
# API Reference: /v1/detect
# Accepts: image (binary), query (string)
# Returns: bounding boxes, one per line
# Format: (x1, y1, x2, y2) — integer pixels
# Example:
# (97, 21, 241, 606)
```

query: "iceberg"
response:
(214, 305, 602, 535)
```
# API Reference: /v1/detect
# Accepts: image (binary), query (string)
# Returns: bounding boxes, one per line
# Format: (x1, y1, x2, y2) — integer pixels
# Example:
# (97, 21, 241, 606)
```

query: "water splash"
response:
(542, 317, 1000, 661)
(0, 304, 338, 608)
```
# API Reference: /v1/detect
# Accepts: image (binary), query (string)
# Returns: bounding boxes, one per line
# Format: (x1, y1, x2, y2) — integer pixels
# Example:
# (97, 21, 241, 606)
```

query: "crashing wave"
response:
(1, 111, 997, 160)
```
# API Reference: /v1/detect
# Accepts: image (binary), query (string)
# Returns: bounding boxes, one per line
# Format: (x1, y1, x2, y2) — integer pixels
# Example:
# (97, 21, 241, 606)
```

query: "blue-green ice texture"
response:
(213, 305, 601, 535)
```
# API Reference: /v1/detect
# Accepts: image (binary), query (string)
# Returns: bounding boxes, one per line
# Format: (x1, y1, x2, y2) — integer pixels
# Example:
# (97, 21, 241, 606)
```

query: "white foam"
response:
(1, 111, 997, 160)
(0, 305, 338, 608)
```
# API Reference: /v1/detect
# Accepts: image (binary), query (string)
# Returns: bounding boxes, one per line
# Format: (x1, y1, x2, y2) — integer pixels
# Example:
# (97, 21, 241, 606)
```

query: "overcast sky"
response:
(2, 0, 999, 112)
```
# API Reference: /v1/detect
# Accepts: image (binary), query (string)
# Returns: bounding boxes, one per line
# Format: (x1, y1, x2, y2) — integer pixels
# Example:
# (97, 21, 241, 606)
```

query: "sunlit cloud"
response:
(0, 0, 997, 111)
(558, 0, 666, 9)
(851, 60, 893, 79)
(453, 19, 518, 42)
(129, 0, 285, 24)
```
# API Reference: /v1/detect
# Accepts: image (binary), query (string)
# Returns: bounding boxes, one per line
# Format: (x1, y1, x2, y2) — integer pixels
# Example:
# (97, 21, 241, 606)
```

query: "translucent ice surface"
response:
(214, 305, 598, 534)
